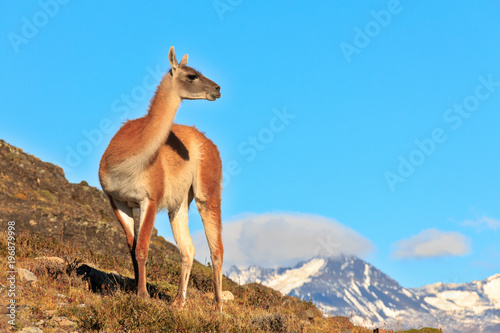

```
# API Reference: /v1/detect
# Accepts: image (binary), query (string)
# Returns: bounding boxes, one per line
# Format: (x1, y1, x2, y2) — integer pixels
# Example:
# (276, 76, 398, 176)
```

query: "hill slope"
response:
(0, 139, 178, 259)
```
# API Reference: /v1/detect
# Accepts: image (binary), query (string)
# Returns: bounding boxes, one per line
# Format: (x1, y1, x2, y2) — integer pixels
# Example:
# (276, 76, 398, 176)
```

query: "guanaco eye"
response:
(187, 74, 198, 81)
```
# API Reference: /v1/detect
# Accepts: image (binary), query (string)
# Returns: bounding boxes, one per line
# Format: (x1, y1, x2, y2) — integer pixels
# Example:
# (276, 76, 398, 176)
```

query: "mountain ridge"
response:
(227, 255, 500, 333)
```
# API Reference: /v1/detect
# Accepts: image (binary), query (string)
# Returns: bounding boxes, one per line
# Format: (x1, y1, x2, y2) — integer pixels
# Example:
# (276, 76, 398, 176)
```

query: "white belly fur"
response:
(102, 146, 200, 212)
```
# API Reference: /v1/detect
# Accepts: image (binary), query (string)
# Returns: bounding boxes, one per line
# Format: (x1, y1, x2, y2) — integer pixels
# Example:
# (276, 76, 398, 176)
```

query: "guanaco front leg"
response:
(169, 199, 194, 308)
(109, 196, 139, 285)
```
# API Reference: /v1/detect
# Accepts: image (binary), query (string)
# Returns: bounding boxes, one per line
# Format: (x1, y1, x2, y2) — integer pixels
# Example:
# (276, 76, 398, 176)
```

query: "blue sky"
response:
(1, 1, 499, 288)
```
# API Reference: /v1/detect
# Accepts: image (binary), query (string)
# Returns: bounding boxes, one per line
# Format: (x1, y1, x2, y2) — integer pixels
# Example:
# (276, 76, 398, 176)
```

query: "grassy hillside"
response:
(0, 231, 374, 332)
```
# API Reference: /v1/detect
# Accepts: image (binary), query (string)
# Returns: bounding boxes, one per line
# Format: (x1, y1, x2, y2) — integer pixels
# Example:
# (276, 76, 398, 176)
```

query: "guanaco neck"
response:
(140, 72, 182, 159)
(118, 73, 182, 173)
(146, 72, 181, 135)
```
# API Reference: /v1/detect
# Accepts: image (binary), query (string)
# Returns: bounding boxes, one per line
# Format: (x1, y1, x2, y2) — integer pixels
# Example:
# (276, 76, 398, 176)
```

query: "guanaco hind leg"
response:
(194, 139, 224, 311)
(197, 200, 224, 311)
(134, 199, 157, 298)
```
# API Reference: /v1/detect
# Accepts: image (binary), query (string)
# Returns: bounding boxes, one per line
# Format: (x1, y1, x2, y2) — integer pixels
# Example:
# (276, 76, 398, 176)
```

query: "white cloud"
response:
(462, 216, 500, 231)
(192, 212, 374, 269)
(392, 229, 471, 259)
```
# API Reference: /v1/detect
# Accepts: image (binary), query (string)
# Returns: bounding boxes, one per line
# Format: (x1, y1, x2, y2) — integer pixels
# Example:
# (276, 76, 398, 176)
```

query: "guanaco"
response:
(99, 46, 224, 310)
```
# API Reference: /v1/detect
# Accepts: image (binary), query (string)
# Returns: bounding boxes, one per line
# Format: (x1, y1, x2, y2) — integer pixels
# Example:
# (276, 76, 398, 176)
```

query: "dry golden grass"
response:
(0, 231, 439, 332)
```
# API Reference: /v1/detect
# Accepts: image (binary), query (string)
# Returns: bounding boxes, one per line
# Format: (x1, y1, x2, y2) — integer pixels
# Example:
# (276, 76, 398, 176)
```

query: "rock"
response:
(223, 291, 234, 301)
(17, 268, 37, 283)
(52, 328, 68, 333)
(32, 256, 68, 281)
(252, 313, 288, 332)
(297, 309, 315, 321)
(206, 291, 235, 302)
(53, 316, 77, 328)
(14, 192, 27, 200)
(35, 256, 66, 265)
(42, 309, 57, 318)
(18, 328, 43, 333)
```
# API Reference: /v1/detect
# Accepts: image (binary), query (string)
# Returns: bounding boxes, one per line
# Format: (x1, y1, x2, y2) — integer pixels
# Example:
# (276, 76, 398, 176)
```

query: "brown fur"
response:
(99, 47, 224, 311)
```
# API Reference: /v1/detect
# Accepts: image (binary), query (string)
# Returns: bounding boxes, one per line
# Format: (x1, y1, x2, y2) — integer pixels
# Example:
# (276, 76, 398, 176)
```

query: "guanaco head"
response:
(168, 46, 221, 101)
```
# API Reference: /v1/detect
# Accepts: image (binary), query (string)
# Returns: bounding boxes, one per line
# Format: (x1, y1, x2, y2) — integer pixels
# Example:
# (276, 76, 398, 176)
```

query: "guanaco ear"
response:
(168, 46, 178, 72)
(179, 54, 188, 66)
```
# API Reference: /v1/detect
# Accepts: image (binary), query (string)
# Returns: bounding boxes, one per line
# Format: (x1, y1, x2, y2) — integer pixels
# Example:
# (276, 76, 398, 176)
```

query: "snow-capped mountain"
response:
(411, 274, 500, 333)
(226, 256, 500, 333)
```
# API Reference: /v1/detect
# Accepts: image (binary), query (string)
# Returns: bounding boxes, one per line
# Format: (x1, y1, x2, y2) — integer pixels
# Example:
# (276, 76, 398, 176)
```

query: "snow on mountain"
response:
(411, 273, 500, 332)
(226, 256, 500, 333)
(484, 274, 500, 307)
(264, 258, 326, 294)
